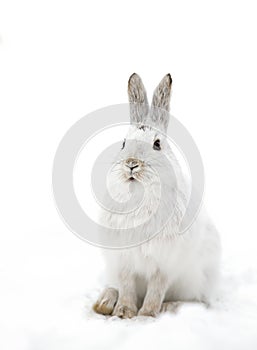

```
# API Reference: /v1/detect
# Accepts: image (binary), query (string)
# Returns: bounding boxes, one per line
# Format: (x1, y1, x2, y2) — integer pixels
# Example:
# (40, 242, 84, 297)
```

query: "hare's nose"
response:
(125, 157, 141, 170)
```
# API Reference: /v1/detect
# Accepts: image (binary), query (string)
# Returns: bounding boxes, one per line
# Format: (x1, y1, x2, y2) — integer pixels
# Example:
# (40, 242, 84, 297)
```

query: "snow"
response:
(1, 224, 257, 350)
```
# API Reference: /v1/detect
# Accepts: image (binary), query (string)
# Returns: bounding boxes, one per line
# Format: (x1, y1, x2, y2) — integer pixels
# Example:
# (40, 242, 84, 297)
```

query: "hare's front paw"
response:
(138, 307, 159, 317)
(112, 302, 137, 319)
(138, 302, 161, 317)
(93, 287, 118, 315)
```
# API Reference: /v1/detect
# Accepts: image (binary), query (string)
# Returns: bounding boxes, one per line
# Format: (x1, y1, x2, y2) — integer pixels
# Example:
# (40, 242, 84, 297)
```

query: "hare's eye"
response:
(153, 139, 161, 151)
(121, 139, 126, 150)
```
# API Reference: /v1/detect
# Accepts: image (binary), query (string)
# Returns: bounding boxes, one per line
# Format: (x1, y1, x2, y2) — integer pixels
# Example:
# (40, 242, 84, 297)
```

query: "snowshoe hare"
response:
(93, 73, 221, 318)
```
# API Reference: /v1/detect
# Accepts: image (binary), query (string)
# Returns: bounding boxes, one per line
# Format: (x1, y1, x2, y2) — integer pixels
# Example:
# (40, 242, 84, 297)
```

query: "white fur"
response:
(95, 74, 221, 317)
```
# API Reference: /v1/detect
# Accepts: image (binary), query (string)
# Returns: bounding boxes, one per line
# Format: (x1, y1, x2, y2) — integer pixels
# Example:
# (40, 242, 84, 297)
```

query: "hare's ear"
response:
(150, 74, 172, 130)
(128, 73, 149, 124)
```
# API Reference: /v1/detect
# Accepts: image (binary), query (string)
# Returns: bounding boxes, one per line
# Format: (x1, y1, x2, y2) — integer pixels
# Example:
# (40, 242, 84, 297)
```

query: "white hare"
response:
(93, 73, 221, 318)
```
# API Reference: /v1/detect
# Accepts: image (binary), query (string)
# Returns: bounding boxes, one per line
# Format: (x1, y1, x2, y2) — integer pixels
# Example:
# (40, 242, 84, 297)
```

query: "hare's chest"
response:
(123, 238, 177, 279)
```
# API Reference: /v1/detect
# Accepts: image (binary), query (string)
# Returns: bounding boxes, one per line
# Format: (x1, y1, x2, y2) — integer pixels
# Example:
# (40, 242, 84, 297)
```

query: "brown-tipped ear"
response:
(128, 73, 149, 124)
(150, 74, 172, 130)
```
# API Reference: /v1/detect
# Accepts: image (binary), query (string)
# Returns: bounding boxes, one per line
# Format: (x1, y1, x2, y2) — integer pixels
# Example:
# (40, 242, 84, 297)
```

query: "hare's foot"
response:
(112, 302, 137, 319)
(138, 309, 158, 317)
(138, 302, 161, 317)
(111, 270, 138, 319)
(161, 300, 207, 314)
(160, 301, 183, 313)
(93, 287, 118, 315)
(138, 301, 182, 317)
(138, 272, 167, 317)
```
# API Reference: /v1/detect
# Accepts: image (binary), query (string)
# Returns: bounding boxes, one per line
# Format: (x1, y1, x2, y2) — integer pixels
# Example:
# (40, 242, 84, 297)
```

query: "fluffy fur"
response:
(94, 74, 221, 318)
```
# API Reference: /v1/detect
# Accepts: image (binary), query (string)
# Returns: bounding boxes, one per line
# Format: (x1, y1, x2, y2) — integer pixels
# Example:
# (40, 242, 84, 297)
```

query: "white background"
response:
(1, 1, 257, 349)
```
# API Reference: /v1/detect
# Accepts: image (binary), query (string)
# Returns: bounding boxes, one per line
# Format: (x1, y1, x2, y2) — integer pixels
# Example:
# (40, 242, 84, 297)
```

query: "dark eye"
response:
(153, 139, 161, 150)
(121, 139, 126, 149)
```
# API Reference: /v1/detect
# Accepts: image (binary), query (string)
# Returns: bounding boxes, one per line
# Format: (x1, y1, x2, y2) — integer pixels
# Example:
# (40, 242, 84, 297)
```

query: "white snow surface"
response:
(1, 226, 257, 350)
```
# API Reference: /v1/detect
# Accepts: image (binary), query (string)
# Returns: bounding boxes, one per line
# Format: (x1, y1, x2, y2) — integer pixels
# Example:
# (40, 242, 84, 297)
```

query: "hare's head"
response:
(110, 74, 173, 187)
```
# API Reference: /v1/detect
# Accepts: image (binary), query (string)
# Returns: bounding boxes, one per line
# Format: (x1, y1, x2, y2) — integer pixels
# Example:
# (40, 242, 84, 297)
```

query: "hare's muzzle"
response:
(124, 157, 143, 178)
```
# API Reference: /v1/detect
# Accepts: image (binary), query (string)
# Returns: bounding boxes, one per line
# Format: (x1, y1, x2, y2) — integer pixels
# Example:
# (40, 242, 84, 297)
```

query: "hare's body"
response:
(102, 207, 220, 304)
(93, 74, 221, 318)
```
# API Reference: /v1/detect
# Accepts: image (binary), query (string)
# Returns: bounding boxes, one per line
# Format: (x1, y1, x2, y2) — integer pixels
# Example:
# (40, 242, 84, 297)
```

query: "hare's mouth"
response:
(128, 176, 135, 181)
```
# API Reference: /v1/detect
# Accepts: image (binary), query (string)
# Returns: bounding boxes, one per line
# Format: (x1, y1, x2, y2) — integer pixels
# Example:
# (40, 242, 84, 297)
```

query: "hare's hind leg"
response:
(161, 300, 208, 314)
(93, 287, 118, 315)
(161, 301, 183, 314)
